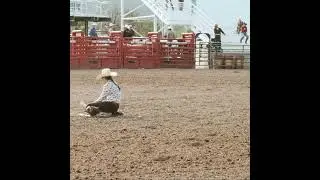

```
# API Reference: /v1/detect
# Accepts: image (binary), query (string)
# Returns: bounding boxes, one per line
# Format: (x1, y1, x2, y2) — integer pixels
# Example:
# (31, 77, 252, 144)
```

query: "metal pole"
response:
(123, 4, 145, 17)
(164, 24, 168, 36)
(85, 20, 88, 36)
(123, 15, 155, 20)
(121, 0, 124, 31)
(153, 15, 157, 32)
(242, 45, 244, 55)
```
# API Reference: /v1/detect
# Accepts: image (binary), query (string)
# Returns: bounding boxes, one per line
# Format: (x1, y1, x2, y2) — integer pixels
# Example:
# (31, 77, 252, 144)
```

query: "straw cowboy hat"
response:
(96, 68, 118, 80)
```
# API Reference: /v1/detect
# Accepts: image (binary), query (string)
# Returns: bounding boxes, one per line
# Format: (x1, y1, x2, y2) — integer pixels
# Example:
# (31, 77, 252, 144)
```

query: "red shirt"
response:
(241, 25, 247, 33)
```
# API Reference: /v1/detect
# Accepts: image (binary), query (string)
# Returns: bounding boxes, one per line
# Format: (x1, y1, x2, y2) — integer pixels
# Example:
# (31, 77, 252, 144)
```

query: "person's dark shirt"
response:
(89, 28, 97, 37)
(123, 28, 134, 37)
(214, 27, 225, 36)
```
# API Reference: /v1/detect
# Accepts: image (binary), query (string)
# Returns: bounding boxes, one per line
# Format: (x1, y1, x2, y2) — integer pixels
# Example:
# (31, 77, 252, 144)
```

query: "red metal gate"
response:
(122, 32, 161, 69)
(159, 33, 195, 69)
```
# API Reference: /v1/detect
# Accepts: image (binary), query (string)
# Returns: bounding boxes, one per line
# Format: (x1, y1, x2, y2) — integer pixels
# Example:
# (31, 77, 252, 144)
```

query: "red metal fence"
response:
(70, 32, 122, 69)
(70, 32, 196, 69)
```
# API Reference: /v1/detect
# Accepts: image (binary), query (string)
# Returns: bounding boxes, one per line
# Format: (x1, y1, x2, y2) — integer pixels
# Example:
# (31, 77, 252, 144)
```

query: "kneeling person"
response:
(84, 68, 123, 117)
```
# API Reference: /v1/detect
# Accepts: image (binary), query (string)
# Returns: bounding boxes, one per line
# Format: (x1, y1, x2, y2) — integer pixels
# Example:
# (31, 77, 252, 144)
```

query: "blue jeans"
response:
(240, 32, 249, 44)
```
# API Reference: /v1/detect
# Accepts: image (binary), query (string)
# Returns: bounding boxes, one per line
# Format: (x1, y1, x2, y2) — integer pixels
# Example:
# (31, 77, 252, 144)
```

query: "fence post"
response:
(242, 45, 244, 55)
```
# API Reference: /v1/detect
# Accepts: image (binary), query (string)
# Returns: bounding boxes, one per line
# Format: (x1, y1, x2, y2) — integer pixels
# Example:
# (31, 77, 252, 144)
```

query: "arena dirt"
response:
(70, 69, 250, 180)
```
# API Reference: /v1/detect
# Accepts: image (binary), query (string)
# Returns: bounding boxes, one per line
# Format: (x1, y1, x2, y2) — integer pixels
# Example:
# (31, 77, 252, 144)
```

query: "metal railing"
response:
(70, 0, 112, 18)
(140, 0, 169, 24)
(195, 41, 250, 69)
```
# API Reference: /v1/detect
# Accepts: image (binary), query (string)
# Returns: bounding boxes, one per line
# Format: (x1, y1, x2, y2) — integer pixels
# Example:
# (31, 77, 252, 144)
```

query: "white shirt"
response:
(94, 80, 121, 103)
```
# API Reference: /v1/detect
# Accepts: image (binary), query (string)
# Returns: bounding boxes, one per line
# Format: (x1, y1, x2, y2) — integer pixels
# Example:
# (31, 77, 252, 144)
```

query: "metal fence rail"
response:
(194, 41, 250, 69)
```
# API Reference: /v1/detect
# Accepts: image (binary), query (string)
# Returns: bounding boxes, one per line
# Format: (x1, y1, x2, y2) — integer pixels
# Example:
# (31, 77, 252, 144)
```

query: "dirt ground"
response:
(70, 69, 250, 180)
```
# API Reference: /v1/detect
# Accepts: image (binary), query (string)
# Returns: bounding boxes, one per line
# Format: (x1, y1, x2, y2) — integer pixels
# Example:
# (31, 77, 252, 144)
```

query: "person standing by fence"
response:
(213, 24, 225, 51)
(107, 23, 115, 35)
(240, 23, 249, 44)
(89, 23, 98, 37)
(164, 26, 176, 47)
(123, 25, 135, 38)
(165, 27, 176, 39)
(236, 18, 245, 34)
